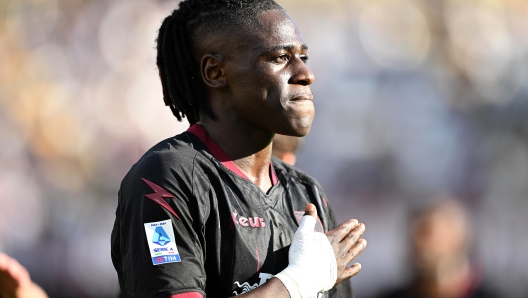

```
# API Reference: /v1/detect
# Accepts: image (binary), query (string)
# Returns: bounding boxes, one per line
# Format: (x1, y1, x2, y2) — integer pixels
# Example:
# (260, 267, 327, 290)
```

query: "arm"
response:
(238, 204, 367, 298)
(113, 153, 209, 298)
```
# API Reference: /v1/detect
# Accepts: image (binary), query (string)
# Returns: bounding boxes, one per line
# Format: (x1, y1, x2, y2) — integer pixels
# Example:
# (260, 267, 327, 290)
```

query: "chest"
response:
(206, 175, 325, 296)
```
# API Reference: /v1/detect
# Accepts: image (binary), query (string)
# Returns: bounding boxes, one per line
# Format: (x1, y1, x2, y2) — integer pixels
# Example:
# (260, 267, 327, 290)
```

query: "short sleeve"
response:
(112, 150, 209, 298)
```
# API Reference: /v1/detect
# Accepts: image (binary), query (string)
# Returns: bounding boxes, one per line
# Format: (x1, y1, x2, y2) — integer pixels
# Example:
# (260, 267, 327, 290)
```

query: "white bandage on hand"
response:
(274, 215, 337, 298)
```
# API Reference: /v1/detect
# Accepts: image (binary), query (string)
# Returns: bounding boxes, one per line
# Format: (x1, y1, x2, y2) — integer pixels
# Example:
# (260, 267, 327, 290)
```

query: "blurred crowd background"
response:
(1, 0, 527, 297)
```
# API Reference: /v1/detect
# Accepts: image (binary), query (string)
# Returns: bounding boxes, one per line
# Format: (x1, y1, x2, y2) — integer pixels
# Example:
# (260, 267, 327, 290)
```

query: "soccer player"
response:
(111, 0, 367, 297)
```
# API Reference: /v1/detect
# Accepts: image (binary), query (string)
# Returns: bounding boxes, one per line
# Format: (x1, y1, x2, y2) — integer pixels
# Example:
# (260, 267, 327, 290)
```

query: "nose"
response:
(288, 57, 315, 86)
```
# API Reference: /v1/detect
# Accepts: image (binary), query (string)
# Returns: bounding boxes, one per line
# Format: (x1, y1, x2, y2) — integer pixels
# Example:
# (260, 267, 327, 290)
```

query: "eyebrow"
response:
(266, 43, 309, 53)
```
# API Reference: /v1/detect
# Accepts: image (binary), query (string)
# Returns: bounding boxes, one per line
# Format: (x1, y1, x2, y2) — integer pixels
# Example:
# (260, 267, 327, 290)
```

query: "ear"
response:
(200, 54, 227, 88)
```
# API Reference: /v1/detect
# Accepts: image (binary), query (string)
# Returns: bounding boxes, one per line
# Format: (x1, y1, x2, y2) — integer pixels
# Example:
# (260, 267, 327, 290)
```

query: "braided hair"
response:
(156, 0, 283, 125)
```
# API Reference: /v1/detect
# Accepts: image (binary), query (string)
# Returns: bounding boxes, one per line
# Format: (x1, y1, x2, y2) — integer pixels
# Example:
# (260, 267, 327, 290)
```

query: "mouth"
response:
(290, 94, 313, 102)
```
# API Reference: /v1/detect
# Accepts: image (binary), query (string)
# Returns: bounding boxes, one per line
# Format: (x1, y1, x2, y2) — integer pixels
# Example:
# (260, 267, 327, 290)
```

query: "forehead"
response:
(243, 9, 304, 51)
(193, 9, 305, 60)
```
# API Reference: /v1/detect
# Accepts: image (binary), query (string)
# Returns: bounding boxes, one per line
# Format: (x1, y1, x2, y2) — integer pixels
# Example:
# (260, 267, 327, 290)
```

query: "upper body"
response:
(112, 0, 367, 297)
(111, 125, 353, 297)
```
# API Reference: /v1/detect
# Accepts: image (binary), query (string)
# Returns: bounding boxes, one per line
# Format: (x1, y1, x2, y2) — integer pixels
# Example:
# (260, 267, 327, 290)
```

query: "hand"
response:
(0, 253, 48, 298)
(304, 204, 367, 286)
(274, 204, 366, 297)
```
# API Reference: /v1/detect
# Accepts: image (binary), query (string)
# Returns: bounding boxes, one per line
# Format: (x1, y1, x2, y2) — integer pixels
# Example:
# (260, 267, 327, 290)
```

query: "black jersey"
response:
(111, 124, 353, 298)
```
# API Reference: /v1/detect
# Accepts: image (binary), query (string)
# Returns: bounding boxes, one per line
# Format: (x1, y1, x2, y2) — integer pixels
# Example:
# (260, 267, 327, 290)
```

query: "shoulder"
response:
(119, 131, 213, 198)
(125, 131, 209, 179)
(117, 131, 214, 220)
(138, 132, 200, 169)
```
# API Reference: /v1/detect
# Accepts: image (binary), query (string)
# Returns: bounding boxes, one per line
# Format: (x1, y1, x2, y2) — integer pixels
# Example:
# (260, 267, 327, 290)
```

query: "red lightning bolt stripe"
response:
(141, 178, 180, 220)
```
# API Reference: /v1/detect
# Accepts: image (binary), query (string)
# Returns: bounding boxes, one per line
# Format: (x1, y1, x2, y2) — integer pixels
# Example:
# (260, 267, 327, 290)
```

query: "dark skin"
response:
(194, 9, 367, 297)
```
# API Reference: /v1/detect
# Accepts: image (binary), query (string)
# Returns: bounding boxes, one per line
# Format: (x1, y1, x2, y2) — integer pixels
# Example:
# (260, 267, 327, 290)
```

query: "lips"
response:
(290, 94, 313, 101)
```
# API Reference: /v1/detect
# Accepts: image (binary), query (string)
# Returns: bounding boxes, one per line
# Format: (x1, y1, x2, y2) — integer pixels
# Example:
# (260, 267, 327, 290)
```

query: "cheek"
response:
(264, 73, 291, 105)
(245, 68, 276, 99)
(253, 63, 288, 96)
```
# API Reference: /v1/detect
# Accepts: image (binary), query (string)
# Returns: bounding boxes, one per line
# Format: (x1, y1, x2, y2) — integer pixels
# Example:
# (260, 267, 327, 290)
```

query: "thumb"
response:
(297, 204, 317, 234)
(303, 203, 317, 218)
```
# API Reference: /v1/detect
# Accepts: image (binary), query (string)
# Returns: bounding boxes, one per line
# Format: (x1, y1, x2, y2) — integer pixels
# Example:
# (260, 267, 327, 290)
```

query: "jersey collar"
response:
(187, 124, 278, 186)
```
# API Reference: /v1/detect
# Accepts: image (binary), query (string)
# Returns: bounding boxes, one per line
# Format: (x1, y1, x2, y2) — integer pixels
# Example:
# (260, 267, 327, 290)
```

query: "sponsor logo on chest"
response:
(231, 213, 266, 228)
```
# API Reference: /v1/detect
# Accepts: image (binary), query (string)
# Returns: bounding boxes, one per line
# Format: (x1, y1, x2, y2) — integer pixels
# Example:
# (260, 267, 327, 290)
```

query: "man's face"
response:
(222, 9, 315, 136)
(411, 209, 468, 271)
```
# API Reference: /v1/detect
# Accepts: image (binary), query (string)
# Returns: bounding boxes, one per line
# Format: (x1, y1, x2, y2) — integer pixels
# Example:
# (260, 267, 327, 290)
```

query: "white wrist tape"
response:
(275, 215, 337, 298)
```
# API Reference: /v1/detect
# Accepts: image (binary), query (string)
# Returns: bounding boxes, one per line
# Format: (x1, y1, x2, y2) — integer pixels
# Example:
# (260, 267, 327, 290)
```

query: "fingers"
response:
(327, 220, 367, 286)
(297, 216, 317, 234)
(0, 253, 9, 270)
(346, 238, 367, 264)
(0, 253, 31, 296)
(337, 263, 362, 284)
(336, 222, 366, 267)
(297, 204, 318, 234)
(326, 219, 359, 243)
(303, 203, 317, 218)
(0, 253, 30, 286)
(340, 222, 365, 248)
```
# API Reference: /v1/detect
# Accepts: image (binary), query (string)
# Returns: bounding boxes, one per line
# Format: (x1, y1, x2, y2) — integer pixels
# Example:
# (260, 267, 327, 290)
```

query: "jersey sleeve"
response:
(112, 150, 209, 298)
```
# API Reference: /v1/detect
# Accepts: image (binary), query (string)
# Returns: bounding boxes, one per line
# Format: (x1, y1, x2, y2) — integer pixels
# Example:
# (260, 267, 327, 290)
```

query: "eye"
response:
(300, 56, 309, 63)
(272, 54, 289, 63)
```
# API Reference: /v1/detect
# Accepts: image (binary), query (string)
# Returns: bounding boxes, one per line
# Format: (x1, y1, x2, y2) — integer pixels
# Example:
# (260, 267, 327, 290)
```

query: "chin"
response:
(292, 125, 311, 137)
(279, 118, 313, 137)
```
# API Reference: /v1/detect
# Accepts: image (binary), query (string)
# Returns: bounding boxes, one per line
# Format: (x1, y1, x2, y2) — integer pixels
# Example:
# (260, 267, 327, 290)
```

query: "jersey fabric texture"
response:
(111, 124, 354, 298)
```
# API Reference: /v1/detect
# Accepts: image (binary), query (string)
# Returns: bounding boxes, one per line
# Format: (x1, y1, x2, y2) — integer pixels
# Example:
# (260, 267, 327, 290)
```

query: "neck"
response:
(198, 117, 274, 192)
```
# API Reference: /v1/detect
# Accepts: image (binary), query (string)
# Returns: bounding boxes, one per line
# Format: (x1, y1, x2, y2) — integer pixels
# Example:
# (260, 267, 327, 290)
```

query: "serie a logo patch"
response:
(144, 219, 181, 265)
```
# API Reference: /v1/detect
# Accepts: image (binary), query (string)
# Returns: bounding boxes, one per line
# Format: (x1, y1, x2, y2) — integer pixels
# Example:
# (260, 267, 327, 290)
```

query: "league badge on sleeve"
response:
(144, 219, 181, 265)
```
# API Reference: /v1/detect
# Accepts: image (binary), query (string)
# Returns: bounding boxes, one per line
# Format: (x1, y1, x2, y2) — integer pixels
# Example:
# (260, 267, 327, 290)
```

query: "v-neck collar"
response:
(187, 124, 278, 186)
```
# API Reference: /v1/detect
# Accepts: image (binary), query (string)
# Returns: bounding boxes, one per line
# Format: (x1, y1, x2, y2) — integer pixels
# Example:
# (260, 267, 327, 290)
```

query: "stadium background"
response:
(1, 0, 528, 297)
